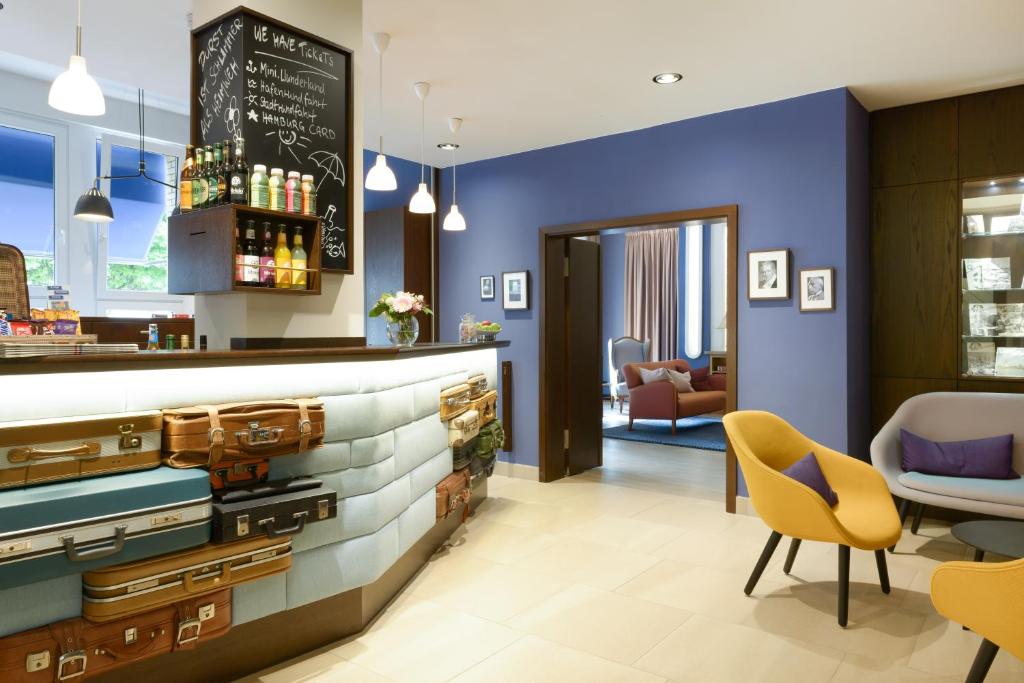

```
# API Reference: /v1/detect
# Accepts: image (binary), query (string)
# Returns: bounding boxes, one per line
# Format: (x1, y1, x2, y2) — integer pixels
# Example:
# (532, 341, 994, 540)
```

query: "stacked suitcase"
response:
(0, 398, 336, 681)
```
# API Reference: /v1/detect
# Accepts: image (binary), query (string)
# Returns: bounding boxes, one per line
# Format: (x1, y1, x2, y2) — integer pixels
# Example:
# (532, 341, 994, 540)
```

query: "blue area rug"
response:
(603, 416, 726, 452)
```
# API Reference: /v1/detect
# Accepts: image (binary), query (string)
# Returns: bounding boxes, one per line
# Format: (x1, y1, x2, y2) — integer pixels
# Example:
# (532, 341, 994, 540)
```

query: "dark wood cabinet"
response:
(168, 205, 321, 296)
(871, 98, 958, 188)
(80, 317, 195, 349)
(958, 85, 1024, 179)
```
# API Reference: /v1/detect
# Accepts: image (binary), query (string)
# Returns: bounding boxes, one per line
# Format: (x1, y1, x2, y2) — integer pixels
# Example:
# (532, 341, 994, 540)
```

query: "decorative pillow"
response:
(900, 429, 1019, 479)
(781, 452, 839, 506)
(666, 369, 694, 393)
(637, 367, 672, 385)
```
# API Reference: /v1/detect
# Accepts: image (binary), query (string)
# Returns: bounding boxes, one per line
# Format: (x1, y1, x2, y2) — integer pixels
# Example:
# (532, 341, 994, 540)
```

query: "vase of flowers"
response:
(369, 291, 432, 347)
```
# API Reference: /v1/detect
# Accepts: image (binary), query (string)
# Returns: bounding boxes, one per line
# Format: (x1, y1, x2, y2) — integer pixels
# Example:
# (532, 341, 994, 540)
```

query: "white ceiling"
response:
(0, 1, 1021, 167)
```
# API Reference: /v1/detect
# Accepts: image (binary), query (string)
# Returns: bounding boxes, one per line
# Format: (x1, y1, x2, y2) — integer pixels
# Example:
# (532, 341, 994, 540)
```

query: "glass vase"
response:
(386, 316, 420, 347)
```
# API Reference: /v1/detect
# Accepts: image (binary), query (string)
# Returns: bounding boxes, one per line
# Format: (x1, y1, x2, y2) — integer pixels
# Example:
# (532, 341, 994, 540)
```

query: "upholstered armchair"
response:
(724, 410, 902, 627)
(607, 337, 650, 413)
(931, 557, 1024, 682)
(623, 359, 726, 434)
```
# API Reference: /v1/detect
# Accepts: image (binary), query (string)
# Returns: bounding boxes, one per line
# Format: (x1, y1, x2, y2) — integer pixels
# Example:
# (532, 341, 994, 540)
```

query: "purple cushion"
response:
(781, 452, 838, 507)
(900, 429, 1019, 480)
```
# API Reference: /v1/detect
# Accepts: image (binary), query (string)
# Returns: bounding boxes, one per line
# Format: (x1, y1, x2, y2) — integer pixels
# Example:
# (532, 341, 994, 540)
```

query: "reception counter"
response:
(0, 342, 507, 682)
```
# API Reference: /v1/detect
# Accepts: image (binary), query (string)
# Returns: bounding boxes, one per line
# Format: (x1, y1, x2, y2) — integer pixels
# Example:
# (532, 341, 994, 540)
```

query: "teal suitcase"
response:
(0, 467, 211, 590)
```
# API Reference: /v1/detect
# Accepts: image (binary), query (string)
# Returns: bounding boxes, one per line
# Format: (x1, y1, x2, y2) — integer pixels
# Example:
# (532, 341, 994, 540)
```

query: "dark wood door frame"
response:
(538, 206, 740, 513)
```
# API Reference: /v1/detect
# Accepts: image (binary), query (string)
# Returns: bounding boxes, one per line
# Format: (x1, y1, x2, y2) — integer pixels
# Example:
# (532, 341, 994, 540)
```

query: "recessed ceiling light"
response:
(989, 180, 998, 187)
(437, 142, 459, 150)
(653, 72, 683, 85)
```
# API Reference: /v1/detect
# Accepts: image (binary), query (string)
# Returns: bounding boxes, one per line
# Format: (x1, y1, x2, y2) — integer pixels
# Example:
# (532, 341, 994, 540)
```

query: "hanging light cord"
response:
(378, 46, 384, 155)
(75, 0, 82, 56)
(451, 146, 457, 204)
(97, 89, 176, 192)
(419, 95, 425, 183)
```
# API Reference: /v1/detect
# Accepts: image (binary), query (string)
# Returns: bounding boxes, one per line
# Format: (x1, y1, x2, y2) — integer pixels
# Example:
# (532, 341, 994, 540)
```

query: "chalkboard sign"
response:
(191, 7, 353, 272)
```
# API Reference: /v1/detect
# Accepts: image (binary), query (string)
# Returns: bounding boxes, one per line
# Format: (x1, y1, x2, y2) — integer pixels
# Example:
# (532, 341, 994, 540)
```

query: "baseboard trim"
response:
(734, 495, 757, 518)
(493, 460, 539, 480)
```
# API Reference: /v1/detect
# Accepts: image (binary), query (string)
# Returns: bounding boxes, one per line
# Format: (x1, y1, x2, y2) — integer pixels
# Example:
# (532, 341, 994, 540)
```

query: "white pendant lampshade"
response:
(49, 1, 105, 116)
(443, 204, 466, 231)
(365, 153, 397, 191)
(409, 82, 436, 213)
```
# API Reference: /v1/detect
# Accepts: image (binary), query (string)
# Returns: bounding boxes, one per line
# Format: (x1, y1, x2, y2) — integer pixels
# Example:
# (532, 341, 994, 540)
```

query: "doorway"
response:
(538, 206, 739, 512)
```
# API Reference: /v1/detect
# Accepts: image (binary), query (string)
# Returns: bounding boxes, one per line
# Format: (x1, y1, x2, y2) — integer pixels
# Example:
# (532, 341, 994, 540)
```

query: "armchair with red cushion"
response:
(623, 359, 727, 434)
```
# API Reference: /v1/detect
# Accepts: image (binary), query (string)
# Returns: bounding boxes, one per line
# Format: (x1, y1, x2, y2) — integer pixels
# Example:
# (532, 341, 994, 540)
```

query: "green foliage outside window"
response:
(106, 214, 169, 292)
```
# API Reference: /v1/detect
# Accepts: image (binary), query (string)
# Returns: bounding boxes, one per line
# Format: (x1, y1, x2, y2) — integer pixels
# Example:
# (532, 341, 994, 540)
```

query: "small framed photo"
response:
(799, 267, 835, 312)
(502, 271, 530, 310)
(748, 249, 790, 300)
(480, 275, 495, 301)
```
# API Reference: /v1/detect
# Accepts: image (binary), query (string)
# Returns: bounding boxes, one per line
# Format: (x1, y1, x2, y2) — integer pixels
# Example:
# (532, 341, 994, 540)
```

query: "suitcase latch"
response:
(198, 603, 215, 621)
(25, 650, 50, 672)
(118, 424, 142, 450)
(318, 499, 330, 520)
(124, 627, 137, 645)
(1, 540, 30, 556)
(150, 511, 182, 528)
(176, 617, 202, 646)
(56, 650, 87, 681)
(237, 514, 250, 537)
(243, 421, 272, 442)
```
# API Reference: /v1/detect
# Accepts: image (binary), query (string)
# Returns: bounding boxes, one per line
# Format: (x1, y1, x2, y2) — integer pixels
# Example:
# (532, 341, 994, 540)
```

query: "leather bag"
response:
(161, 399, 325, 469)
(0, 590, 230, 682)
(82, 536, 291, 623)
(436, 468, 472, 522)
(467, 390, 497, 427)
(439, 384, 471, 421)
(448, 410, 480, 448)
(466, 374, 488, 399)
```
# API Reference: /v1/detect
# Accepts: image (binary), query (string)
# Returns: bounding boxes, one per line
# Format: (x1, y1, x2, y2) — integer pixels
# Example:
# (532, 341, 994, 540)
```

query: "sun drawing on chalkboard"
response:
(266, 129, 312, 165)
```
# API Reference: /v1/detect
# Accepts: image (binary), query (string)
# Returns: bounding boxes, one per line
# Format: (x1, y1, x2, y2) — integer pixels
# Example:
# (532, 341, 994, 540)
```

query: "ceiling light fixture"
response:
(49, 0, 105, 116)
(365, 32, 397, 191)
(437, 142, 459, 151)
(442, 117, 466, 232)
(409, 82, 436, 214)
(652, 72, 683, 85)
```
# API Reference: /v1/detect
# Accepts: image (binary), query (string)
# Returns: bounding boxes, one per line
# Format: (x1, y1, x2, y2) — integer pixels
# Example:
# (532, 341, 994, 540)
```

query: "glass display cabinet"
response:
(961, 175, 1024, 378)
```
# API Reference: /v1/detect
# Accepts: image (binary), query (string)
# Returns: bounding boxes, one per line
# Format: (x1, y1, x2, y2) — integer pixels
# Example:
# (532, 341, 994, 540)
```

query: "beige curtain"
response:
(624, 227, 678, 361)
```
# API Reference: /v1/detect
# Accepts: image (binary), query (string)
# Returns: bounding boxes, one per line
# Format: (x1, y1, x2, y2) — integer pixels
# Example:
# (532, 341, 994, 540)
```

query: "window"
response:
(97, 138, 180, 294)
(684, 224, 703, 359)
(0, 123, 57, 286)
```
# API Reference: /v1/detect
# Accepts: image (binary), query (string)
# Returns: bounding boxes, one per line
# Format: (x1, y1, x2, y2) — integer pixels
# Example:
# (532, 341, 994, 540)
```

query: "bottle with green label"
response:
(250, 164, 269, 209)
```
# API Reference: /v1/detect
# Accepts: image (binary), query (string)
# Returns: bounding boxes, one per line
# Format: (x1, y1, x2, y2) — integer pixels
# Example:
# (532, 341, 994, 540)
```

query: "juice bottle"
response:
(291, 226, 307, 290)
(301, 174, 316, 215)
(250, 164, 268, 209)
(268, 168, 285, 211)
(285, 171, 301, 213)
(274, 224, 292, 288)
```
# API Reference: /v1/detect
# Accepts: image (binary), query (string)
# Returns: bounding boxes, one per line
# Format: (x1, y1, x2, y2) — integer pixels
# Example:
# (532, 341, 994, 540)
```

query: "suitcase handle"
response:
(8, 442, 101, 463)
(259, 510, 308, 538)
(235, 423, 285, 449)
(61, 525, 127, 562)
(182, 563, 232, 593)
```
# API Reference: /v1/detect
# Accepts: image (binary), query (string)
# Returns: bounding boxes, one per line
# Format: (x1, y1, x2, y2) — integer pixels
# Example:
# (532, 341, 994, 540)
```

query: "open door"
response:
(540, 236, 602, 481)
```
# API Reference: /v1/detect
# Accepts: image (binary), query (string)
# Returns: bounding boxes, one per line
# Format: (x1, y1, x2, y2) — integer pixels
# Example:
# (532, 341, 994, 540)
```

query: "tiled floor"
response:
(241, 470, 1024, 682)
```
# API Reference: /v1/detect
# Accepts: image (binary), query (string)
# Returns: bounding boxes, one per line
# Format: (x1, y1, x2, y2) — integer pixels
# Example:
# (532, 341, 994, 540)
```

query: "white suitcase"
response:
(448, 409, 480, 448)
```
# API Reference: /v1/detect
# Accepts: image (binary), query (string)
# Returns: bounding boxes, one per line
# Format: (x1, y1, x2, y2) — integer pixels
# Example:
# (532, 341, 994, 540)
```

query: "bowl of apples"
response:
(475, 320, 502, 342)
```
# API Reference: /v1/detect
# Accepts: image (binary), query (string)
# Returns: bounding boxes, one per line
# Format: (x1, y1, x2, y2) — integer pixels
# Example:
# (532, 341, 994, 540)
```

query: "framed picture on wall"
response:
(747, 249, 790, 300)
(480, 275, 495, 301)
(799, 267, 836, 312)
(502, 271, 530, 310)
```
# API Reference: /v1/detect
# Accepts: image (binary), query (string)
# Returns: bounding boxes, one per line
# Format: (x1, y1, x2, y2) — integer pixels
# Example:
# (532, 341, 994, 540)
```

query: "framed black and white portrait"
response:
(799, 267, 835, 312)
(747, 249, 790, 300)
(480, 275, 495, 301)
(502, 271, 530, 310)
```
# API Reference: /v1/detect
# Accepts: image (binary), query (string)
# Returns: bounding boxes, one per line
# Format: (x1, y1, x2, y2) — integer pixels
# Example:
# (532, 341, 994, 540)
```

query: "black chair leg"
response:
(889, 499, 911, 553)
(966, 639, 999, 683)
(911, 503, 925, 535)
(745, 531, 782, 595)
(875, 549, 891, 594)
(838, 545, 850, 627)
(783, 538, 801, 575)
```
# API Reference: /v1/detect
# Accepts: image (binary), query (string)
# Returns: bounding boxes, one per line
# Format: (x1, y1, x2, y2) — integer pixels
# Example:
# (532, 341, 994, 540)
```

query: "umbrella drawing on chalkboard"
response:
(307, 150, 346, 191)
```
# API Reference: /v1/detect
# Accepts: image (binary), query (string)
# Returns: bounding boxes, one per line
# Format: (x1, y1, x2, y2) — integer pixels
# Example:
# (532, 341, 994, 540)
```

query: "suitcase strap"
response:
(46, 621, 87, 681)
(201, 400, 314, 467)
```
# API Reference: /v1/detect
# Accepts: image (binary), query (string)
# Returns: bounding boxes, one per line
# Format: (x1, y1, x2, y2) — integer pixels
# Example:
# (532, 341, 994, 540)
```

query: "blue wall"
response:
(362, 149, 433, 213)
(438, 88, 870, 472)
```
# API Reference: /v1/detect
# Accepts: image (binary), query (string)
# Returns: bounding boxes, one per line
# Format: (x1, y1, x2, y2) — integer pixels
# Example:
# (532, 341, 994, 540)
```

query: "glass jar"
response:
(459, 313, 477, 344)
(249, 164, 268, 209)
(268, 167, 285, 211)
(301, 174, 316, 215)
(386, 317, 419, 347)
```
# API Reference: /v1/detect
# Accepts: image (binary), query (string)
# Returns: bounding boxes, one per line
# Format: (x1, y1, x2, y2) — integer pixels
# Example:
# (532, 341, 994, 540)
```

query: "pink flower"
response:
(391, 291, 416, 313)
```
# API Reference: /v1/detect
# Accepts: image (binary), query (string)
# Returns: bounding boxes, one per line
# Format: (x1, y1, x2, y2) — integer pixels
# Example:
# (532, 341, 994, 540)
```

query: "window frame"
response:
(95, 132, 189, 309)
(0, 111, 69, 301)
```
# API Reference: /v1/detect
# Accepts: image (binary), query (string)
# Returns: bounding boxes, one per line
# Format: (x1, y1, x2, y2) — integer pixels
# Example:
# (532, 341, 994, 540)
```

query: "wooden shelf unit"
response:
(168, 204, 322, 296)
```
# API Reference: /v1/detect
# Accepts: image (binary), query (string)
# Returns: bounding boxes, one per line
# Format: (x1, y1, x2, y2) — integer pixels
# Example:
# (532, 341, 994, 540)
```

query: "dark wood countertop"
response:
(0, 341, 510, 375)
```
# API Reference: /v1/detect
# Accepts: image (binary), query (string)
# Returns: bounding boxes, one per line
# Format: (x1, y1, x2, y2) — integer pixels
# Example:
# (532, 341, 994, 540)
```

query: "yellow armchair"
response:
(931, 558, 1024, 682)
(724, 410, 902, 626)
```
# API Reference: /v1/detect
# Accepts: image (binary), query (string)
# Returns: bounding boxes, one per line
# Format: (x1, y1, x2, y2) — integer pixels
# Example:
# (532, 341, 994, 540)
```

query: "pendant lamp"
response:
(442, 117, 466, 231)
(49, 0, 105, 116)
(365, 32, 397, 191)
(408, 82, 436, 214)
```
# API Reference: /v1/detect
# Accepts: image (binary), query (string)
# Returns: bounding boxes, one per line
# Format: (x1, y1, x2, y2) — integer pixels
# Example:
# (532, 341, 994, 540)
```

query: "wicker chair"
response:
(0, 244, 30, 320)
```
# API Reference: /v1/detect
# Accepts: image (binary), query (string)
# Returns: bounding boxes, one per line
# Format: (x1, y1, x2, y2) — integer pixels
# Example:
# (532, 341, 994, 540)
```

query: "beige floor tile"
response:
(558, 514, 687, 554)
(490, 478, 586, 504)
(631, 497, 738, 533)
(506, 583, 692, 664)
(652, 527, 775, 573)
(484, 474, 514, 492)
(772, 542, 920, 592)
(906, 614, 1024, 678)
(618, 560, 788, 624)
(408, 551, 568, 622)
(241, 652, 394, 683)
(512, 537, 661, 590)
(635, 614, 843, 682)
(451, 635, 666, 683)
(830, 653, 961, 683)
(552, 485, 675, 518)
(331, 597, 521, 683)
(470, 496, 600, 533)
(456, 519, 563, 563)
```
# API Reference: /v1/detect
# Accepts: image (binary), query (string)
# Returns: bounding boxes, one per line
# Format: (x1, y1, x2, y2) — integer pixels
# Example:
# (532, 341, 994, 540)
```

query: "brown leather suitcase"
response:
(0, 412, 162, 489)
(0, 590, 230, 682)
(82, 536, 291, 623)
(466, 374, 488, 399)
(467, 390, 497, 427)
(208, 458, 269, 490)
(162, 399, 325, 469)
(439, 384, 471, 421)
(436, 468, 472, 522)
